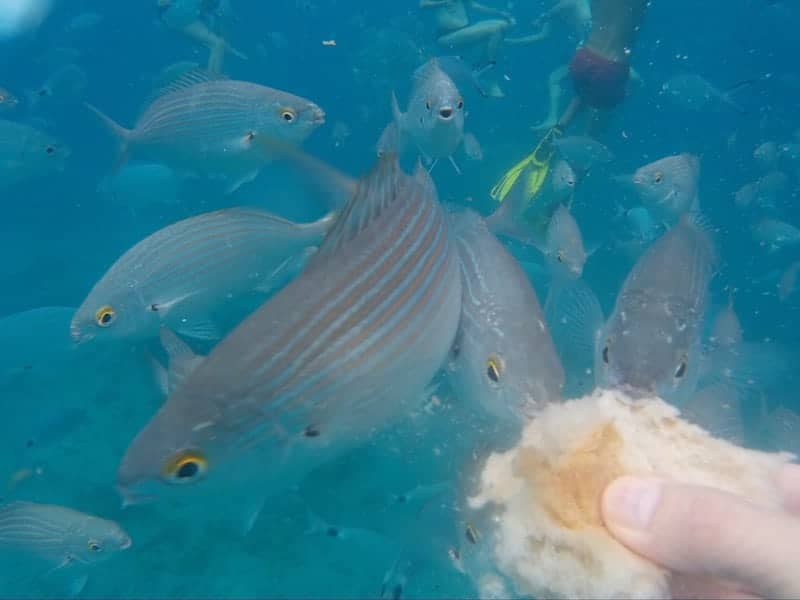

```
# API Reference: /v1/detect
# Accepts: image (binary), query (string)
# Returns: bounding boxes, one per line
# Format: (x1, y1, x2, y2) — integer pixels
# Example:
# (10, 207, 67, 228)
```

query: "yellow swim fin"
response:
(489, 126, 563, 205)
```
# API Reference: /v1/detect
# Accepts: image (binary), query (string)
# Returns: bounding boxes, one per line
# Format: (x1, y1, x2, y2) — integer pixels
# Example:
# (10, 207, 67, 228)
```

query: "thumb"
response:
(601, 476, 800, 600)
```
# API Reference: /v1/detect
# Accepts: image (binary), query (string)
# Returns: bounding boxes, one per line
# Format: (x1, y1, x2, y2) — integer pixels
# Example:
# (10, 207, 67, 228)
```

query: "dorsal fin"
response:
(143, 69, 229, 107)
(308, 153, 412, 266)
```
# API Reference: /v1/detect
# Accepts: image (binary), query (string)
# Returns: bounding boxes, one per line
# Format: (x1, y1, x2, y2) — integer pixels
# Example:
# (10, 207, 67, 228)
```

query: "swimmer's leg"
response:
(182, 21, 246, 74)
(532, 64, 569, 131)
(505, 23, 551, 46)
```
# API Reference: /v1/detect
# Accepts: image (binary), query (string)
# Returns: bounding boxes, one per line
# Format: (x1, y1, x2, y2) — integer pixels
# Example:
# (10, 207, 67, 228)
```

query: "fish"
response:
(0, 119, 69, 187)
(433, 55, 495, 98)
(596, 215, 715, 402)
(27, 63, 87, 108)
(661, 74, 751, 113)
(447, 210, 563, 425)
(615, 153, 701, 225)
(550, 159, 577, 198)
(753, 141, 779, 170)
(0, 86, 18, 111)
(778, 260, 800, 301)
(754, 170, 789, 209)
(709, 296, 743, 349)
(623, 206, 661, 242)
(71, 207, 333, 345)
(116, 154, 463, 513)
(377, 59, 467, 173)
(85, 70, 325, 193)
(543, 204, 586, 279)
(463, 132, 483, 161)
(761, 405, 800, 455)
(552, 136, 613, 172)
(682, 383, 745, 443)
(544, 277, 604, 398)
(303, 509, 393, 549)
(752, 218, 800, 251)
(0, 501, 131, 568)
(733, 181, 759, 208)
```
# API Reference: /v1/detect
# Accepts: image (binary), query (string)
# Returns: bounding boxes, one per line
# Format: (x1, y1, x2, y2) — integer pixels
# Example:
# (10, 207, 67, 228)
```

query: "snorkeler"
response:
(491, 0, 647, 203)
(421, 1, 550, 98)
(156, 0, 246, 73)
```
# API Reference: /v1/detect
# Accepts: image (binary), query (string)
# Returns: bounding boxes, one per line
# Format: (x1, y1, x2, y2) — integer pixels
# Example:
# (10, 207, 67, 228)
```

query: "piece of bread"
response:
(469, 389, 795, 599)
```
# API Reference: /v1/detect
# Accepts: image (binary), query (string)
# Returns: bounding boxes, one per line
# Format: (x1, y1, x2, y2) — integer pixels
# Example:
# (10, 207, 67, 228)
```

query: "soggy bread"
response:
(469, 389, 794, 599)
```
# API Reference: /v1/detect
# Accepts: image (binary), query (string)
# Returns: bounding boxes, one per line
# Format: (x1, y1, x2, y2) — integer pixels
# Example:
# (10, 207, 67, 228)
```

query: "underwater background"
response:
(0, 0, 799, 597)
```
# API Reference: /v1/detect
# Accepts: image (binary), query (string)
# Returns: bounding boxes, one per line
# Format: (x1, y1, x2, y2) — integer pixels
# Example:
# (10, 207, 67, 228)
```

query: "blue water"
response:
(0, 0, 799, 597)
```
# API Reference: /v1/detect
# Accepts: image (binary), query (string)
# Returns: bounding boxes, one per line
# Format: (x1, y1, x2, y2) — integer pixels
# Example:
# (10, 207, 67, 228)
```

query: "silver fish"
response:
(117, 154, 462, 508)
(86, 71, 325, 193)
(616, 153, 701, 225)
(550, 159, 576, 198)
(447, 210, 563, 424)
(71, 207, 332, 345)
(544, 277, 604, 398)
(0, 119, 69, 186)
(378, 59, 466, 172)
(681, 383, 745, 444)
(754, 141, 779, 170)
(0, 501, 130, 567)
(596, 215, 715, 402)
(661, 74, 749, 114)
(553, 136, 613, 172)
(752, 218, 800, 251)
(544, 204, 586, 279)
(709, 296, 743, 349)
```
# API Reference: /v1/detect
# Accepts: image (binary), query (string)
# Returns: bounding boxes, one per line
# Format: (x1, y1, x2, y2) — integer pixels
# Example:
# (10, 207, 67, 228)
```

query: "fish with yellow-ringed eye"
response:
(117, 153, 463, 518)
(70, 207, 334, 345)
(85, 69, 325, 193)
(446, 209, 563, 427)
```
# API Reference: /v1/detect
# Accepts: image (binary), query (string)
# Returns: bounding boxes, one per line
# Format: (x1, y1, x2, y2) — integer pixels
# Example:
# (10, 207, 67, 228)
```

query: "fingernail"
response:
(603, 476, 662, 530)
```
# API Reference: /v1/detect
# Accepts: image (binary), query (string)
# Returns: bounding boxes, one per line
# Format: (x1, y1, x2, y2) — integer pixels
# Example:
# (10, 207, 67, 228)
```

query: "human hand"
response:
(601, 464, 800, 599)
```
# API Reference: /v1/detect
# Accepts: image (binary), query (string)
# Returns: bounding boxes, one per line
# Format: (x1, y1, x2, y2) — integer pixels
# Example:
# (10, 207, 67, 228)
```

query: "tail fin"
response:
(84, 102, 132, 169)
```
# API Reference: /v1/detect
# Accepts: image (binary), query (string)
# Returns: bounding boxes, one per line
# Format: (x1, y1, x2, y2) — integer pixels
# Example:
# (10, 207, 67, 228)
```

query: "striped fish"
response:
(86, 71, 325, 192)
(71, 207, 333, 344)
(447, 210, 563, 426)
(0, 119, 69, 187)
(0, 501, 130, 567)
(117, 154, 463, 506)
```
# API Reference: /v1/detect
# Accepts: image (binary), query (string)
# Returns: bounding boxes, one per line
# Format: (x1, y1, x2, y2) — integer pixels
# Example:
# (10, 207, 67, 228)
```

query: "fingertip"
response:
(601, 476, 664, 534)
(776, 463, 800, 514)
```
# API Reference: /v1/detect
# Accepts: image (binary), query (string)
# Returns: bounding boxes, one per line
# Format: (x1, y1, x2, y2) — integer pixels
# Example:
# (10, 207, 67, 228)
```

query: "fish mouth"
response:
(438, 107, 454, 120)
(120, 536, 133, 550)
(69, 322, 87, 344)
(311, 106, 326, 125)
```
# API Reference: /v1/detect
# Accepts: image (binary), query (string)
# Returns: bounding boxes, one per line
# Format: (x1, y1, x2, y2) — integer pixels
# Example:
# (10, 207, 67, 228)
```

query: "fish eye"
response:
(556, 250, 565, 263)
(45, 145, 55, 155)
(87, 539, 103, 553)
(94, 305, 116, 328)
(425, 100, 431, 110)
(457, 99, 464, 109)
(280, 108, 296, 122)
(602, 343, 610, 364)
(162, 450, 208, 484)
(674, 359, 687, 379)
(486, 355, 503, 382)
(653, 171, 663, 184)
